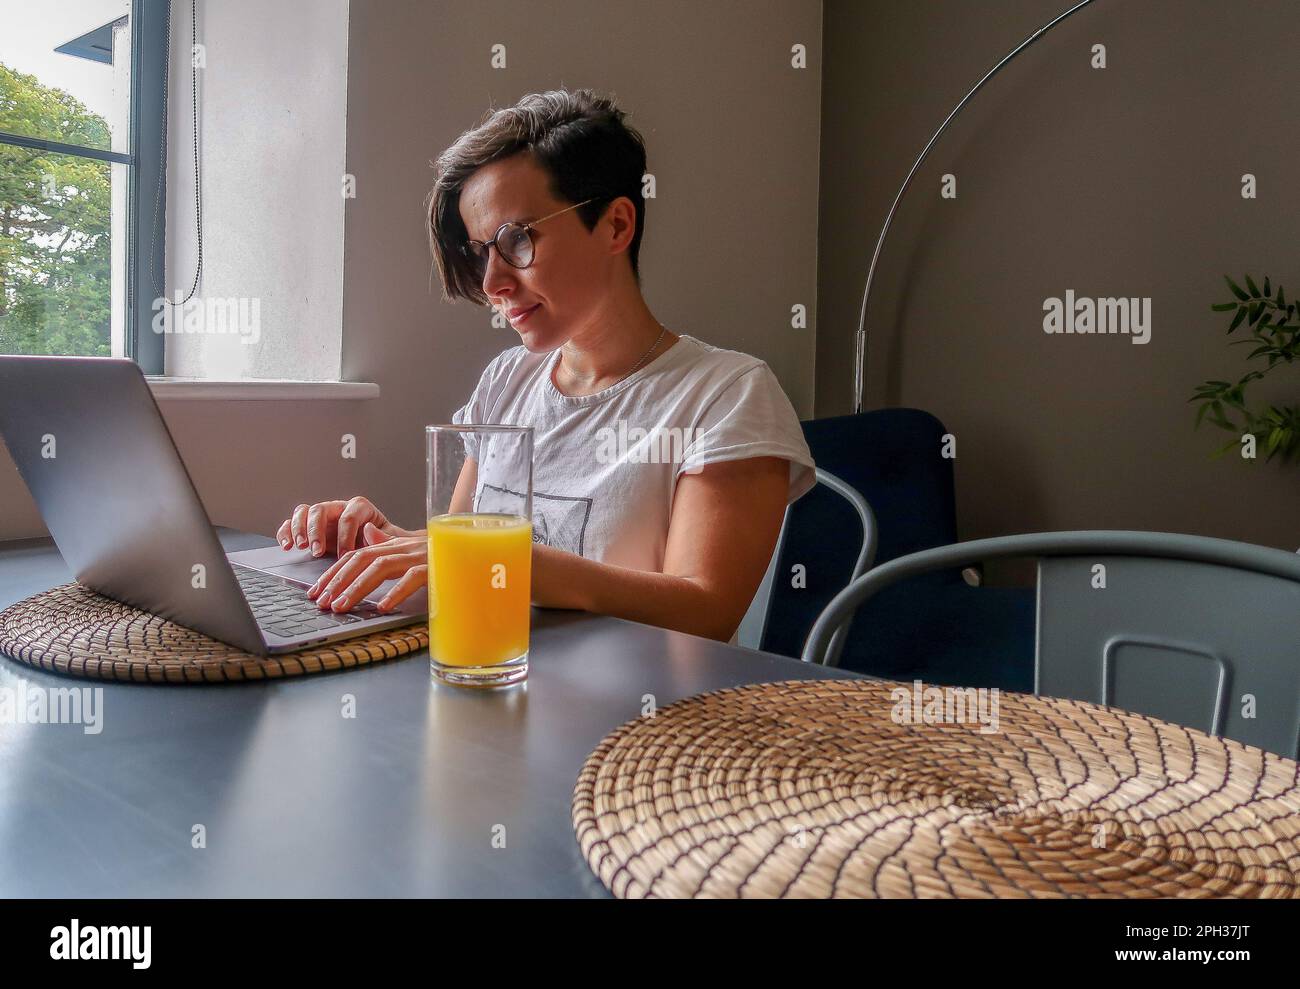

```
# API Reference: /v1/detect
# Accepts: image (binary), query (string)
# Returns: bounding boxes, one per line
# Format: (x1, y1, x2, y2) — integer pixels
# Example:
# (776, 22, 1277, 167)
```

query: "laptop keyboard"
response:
(232, 565, 381, 638)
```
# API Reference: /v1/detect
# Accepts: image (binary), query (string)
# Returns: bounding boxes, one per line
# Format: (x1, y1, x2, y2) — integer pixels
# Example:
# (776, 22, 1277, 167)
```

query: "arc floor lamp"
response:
(853, 0, 1101, 412)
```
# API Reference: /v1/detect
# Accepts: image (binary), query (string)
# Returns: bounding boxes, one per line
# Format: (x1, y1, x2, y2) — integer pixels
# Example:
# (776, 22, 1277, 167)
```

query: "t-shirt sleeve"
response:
(678, 362, 816, 505)
(451, 351, 508, 462)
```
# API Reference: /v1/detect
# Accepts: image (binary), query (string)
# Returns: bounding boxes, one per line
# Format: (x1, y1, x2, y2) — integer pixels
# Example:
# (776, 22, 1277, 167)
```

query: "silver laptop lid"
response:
(0, 355, 267, 654)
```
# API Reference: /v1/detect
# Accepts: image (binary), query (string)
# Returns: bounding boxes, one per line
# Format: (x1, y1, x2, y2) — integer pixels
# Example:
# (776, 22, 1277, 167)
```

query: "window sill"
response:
(145, 378, 380, 401)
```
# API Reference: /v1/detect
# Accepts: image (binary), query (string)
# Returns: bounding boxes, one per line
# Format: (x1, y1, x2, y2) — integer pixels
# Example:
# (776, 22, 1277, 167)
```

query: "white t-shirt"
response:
(451, 333, 816, 574)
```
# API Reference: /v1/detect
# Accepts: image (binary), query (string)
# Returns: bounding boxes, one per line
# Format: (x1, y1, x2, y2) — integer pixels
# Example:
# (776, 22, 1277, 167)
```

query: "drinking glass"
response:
(425, 424, 533, 687)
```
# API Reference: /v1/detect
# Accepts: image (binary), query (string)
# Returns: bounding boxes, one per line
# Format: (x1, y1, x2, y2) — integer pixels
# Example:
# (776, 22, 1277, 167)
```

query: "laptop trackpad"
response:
(228, 544, 428, 614)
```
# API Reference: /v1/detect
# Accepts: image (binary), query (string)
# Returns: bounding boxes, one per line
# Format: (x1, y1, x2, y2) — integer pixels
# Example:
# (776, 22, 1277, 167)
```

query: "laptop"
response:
(0, 355, 427, 655)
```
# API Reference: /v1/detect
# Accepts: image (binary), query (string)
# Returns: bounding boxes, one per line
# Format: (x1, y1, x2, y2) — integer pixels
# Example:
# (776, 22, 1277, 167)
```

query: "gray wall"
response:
(817, 0, 1300, 574)
(0, 0, 822, 542)
(163, 0, 349, 382)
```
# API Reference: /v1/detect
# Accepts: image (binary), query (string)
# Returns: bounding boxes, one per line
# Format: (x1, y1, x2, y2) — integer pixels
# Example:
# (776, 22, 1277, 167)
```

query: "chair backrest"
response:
(1036, 552, 1300, 757)
(736, 468, 876, 655)
(801, 531, 1300, 759)
(758, 409, 959, 659)
(799, 409, 957, 562)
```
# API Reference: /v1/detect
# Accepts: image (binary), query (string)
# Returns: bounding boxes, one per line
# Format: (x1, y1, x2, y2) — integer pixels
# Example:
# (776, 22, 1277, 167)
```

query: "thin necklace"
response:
(616, 323, 668, 384)
(558, 323, 668, 391)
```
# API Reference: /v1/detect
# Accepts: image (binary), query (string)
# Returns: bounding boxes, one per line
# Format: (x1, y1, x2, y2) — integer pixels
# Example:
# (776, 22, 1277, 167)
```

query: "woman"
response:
(278, 89, 815, 643)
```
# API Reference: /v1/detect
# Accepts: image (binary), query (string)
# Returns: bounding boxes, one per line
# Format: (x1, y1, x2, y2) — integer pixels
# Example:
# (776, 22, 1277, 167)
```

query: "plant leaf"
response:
(1246, 274, 1262, 297)
(1210, 437, 1240, 459)
(1225, 275, 1250, 301)
(1228, 306, 1248, 331)
(1212, 302, 1239, 312)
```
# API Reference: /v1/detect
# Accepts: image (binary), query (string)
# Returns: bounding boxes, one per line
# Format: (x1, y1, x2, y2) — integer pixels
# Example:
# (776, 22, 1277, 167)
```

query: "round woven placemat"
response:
(0, 581, 428, 684)
(572, 679, 1300, 898)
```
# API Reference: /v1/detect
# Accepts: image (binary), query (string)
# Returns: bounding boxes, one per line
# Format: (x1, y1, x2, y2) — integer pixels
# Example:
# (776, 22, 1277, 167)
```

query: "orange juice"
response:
(427, 513, 532, 668)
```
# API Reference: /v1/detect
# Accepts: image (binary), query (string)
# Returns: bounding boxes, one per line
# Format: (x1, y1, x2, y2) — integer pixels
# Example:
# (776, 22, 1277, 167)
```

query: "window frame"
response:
(127, 0, 167, 374)
(0, 0, 167, 373)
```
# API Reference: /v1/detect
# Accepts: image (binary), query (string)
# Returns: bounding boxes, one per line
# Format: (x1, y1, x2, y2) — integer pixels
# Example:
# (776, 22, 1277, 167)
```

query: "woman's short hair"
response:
(426, 88, 648, 305)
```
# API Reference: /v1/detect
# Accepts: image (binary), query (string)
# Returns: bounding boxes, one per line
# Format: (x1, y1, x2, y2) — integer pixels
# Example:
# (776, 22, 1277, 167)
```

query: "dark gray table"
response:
(0, 528, 857, 897)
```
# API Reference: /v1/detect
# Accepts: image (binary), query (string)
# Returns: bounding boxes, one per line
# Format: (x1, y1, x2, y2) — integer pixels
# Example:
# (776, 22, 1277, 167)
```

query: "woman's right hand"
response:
(277, 495, 411, 558)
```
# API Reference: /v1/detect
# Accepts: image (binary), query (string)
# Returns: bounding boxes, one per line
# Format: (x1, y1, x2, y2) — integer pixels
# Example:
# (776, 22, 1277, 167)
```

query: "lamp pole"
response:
(853, 0, 1101, 413)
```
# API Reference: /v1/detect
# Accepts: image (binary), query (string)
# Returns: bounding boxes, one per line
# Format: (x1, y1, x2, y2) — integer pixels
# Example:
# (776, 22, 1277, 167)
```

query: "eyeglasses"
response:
(460, 197, 598, 279)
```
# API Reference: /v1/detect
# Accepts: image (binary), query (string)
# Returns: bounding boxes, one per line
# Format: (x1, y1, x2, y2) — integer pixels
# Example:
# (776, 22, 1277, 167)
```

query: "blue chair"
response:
(801, 530, 1300, 759)
(738, 468, 876, 660)
(759, 409, 1035, 692)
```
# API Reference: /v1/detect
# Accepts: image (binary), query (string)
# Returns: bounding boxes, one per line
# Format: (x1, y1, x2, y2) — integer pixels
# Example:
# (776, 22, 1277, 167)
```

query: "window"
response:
(0, 0, 166, 372)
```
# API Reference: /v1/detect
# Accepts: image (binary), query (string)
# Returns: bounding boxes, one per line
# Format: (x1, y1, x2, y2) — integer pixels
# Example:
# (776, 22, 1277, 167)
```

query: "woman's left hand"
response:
(307, 522, 427, 613)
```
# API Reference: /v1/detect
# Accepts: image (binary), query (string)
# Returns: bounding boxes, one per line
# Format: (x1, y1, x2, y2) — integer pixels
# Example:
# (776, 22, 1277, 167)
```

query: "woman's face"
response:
(459, 152, 610, 353)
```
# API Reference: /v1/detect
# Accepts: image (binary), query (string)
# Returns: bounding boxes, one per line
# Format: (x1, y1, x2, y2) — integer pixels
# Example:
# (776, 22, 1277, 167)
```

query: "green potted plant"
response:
(1191, 274, 1300, 463)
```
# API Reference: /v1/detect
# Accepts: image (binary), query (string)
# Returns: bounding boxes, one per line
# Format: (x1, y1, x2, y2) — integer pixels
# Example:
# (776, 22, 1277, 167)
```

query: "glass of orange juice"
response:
(426, 424, 533, 687)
